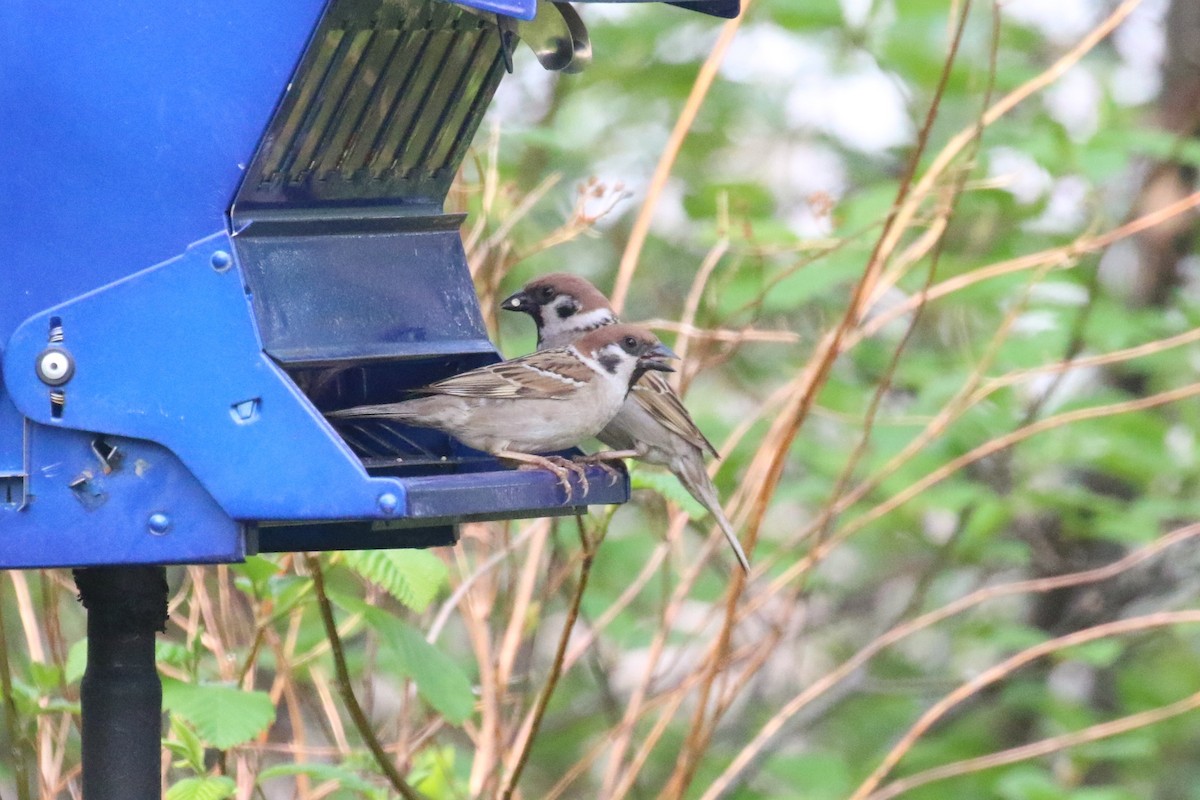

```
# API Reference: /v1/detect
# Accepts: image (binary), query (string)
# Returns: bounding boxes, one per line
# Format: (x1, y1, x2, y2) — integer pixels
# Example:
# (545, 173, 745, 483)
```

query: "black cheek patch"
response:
(555, 300, 579, 319)
(599, 353, 622, 374)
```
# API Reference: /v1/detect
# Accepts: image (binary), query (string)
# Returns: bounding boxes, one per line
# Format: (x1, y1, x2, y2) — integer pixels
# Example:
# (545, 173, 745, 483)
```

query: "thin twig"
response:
(496, 520, 551, 695)
(865, 0, 1145, 305)
(636, 320, 800, 344)
(661, 6, 978, 797)
(599, 515, 712, 796)
(866, 689, 1200, 800)
(426, 521, 543, 645)
(831, 380, 1200, 550)
(858, 189, 1200, 342)
(610, 0, 754, 312)
(699, 521, 1200, 799)
(848, 610, 1200, 800)
(499, 515, 602, 799)
(304, 555, 426, 800)
(0, 577, 31, 800)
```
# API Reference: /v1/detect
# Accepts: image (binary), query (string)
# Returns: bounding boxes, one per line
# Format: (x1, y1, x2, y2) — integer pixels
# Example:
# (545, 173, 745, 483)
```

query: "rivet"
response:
(148, 513, 172, 535)
(377, 493, 399, 515)
(211, 251, 232, 272)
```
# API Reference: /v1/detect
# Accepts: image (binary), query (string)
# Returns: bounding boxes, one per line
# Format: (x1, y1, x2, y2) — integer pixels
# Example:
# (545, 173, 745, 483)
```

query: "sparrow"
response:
(327, 324, 677, 499)
(502, 273, 752, 574)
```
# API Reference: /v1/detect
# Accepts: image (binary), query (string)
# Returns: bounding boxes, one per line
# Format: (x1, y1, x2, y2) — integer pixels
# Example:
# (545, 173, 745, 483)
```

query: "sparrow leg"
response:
(578, 450, 641, 461)
(495, 450, 579, 501)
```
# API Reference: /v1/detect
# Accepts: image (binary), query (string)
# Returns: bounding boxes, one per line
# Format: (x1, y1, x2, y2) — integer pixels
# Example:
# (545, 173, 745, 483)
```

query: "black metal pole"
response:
(74, 566, 168, 800)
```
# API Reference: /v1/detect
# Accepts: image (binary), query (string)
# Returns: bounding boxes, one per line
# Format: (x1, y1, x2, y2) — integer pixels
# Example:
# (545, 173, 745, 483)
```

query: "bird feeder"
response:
(0, 0, 737, 796)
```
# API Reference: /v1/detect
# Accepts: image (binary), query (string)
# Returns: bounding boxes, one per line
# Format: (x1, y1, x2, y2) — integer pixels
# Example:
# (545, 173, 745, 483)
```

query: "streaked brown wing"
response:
(631, 372, 719, 458)
(420, 349, 593, 400)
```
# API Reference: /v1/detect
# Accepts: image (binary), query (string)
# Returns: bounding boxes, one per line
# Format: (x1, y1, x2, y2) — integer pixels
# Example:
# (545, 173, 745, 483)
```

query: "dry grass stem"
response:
(848, 610, 1200, 800)
(610, 0, 754, 312)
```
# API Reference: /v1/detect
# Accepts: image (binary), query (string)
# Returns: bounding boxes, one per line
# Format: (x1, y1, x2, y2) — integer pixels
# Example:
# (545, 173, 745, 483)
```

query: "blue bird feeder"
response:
(0, 0, 738, 795)
(1, 0, 739, 571)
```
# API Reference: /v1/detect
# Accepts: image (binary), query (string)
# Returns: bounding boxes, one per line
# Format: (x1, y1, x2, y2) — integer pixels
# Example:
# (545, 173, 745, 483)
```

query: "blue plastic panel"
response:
(3, 234, 410, 522)
(0, 0, 644, 567)
(232, 0, 508, 211)
(0, 0, 328, 346)
(450, 0, 537, 19)
(0, 426, 244, 569)
(665, 0, 739, 18)
(0, 390, 24, 481)
(445, 0, 739, 20)
(233, 218, 495, 364)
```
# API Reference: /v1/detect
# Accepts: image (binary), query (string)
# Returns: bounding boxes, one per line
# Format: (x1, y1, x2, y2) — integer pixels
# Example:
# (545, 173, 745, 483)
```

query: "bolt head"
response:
(36, 347, 75, 386)
(148, 513, 172, 535)
(211, 250, 233, 272)
(377, 492, 399, 515)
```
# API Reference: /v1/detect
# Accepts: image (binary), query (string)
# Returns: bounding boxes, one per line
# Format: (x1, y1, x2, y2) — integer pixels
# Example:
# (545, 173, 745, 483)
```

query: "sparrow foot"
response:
(575, 450, 638, 486)
(496, 450, 586, 502)
(543, 455, 590, 496)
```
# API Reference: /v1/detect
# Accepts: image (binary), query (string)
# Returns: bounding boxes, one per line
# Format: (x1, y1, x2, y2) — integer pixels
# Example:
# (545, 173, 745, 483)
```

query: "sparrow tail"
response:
(326, 400, 430, 422)
(675, 452, 751, 574)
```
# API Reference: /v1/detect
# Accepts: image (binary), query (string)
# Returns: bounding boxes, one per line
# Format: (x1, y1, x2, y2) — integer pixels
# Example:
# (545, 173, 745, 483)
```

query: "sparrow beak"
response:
(501, 290, 534, 314)
(638, 342, 678, 373)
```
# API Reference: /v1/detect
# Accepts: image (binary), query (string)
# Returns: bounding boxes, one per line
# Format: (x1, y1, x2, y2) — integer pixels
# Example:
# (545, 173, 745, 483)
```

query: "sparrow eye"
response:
(622, 335, 639, 352)
(537, 286, 556, 302)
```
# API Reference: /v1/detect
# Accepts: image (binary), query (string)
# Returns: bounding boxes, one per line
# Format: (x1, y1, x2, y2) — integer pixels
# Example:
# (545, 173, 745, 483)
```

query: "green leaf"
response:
(65, 638, 88, 685)
(995, 766, 1067, 800)
(411, 745, 460, 798)
(1067, 788, 1141, 800)
(37, 697, 80, 715)
(259, 762, 382, 796)
(683, 181, 776, 220)
(28, 661, 61, 693)
(764, 752, 852, 799)
(269, 575, 313, 618)
(165, 715, 207, 773)
(231, 555, 282, 598)
(162, 680, 276, 750)
(1061, 639, 1124, 667)
(335, 596, 475, 723)
(156, 640, 194, 669)
(165, 776, 236, 800)
(631, 468, 706, 518)
(342, 549, 448, 612)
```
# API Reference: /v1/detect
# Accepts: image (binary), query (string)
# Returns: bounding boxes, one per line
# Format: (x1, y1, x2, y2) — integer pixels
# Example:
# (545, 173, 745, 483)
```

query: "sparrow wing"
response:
(419, 349, 594, 400)
(631, 371, 720, 459)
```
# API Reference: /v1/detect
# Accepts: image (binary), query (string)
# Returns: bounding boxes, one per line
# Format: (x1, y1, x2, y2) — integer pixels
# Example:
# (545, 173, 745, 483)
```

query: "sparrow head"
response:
(502, 273, 616, 349)
(575, 324, 677, 386)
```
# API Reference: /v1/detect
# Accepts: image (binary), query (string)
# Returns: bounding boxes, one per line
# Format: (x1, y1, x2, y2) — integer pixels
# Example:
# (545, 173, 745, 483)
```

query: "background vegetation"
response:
(5, 0, 1200, 798)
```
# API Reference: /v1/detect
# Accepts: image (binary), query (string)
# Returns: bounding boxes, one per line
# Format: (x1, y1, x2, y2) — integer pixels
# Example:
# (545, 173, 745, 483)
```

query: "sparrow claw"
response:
(514, 459, 574, 501)
(575, 449, 637, 487)
(583, 458, 623, 487)
(544, 455, 590, 497)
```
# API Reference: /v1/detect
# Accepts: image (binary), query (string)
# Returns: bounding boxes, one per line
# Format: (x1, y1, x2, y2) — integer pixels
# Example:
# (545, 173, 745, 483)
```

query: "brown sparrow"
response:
(503, 273, 751, 573)
(328, 324, 676, 499)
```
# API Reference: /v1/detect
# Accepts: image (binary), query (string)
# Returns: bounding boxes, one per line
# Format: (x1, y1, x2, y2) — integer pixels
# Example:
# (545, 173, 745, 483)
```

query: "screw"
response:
(377, 492, 399, 515)
(211, 250, 232, 272)
(148, 513, 172, 535)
